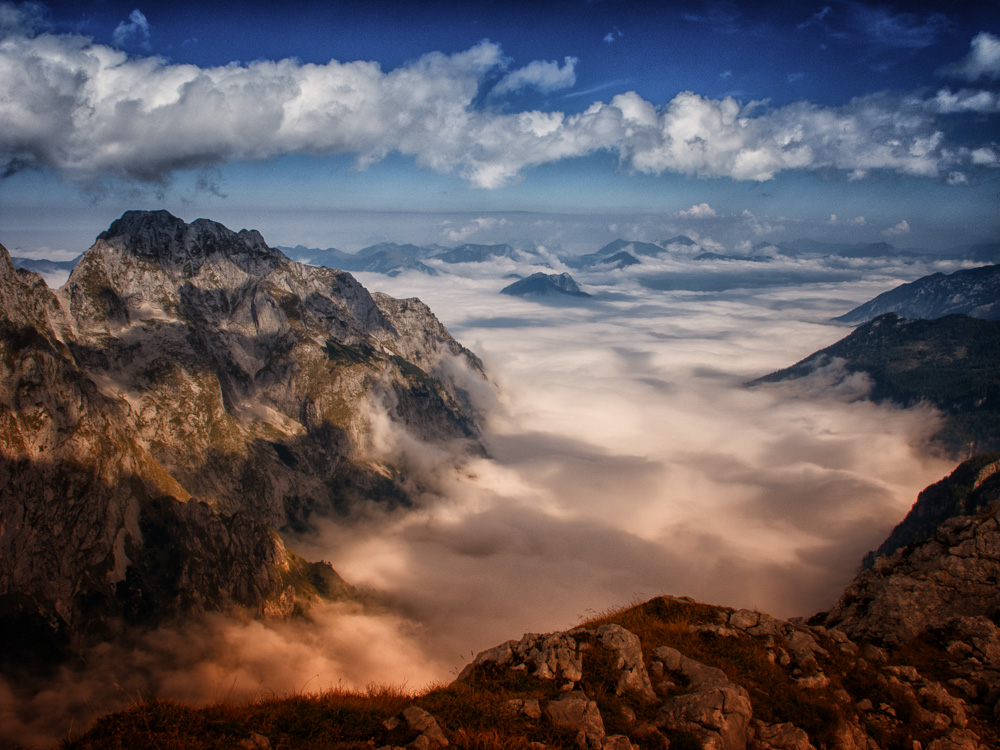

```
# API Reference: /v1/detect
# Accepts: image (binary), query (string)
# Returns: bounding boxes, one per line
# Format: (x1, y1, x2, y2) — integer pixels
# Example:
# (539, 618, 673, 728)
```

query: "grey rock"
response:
(546, 691, 605, 749)
(458, 624, 654, 702)
(582, 624, 656, 701)
(401, 706, 449, 748)
(652, 647, 752, 750)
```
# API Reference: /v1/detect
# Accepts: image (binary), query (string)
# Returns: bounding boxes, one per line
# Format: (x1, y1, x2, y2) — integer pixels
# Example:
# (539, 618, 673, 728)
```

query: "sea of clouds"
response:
(1, 239, 977, 747)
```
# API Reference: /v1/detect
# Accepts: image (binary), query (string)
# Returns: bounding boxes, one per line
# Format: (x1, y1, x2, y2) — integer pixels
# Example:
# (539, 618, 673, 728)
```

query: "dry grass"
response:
(64, 685, 413, 750)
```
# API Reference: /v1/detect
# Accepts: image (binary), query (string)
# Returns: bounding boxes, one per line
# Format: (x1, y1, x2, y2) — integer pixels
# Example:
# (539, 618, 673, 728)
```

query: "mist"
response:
(299, 255, 956, 670)
(2, 247, 967, 747)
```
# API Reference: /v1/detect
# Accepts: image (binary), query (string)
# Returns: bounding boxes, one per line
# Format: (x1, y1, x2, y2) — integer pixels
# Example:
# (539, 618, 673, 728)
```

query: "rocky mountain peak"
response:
(94, 209, 285, 278)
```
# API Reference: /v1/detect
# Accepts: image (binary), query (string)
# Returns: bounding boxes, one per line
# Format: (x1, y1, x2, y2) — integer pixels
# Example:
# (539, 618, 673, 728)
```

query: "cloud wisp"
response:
(112, 8, 150, 50)
(492, 56, 578, 96)
(0, 14, 997, 189)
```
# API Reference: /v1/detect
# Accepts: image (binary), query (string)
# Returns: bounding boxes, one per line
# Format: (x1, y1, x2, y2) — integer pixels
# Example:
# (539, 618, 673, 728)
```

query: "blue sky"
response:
(1, 0, 998, 255)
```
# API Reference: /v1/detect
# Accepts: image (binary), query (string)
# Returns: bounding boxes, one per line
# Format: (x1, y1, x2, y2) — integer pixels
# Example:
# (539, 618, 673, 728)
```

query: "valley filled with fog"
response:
(315, 249, 960, 669)
(2, 240, 976, 745)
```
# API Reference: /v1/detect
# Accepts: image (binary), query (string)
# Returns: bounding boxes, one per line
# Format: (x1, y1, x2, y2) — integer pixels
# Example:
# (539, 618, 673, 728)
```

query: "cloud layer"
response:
(1, 15, 997, 188)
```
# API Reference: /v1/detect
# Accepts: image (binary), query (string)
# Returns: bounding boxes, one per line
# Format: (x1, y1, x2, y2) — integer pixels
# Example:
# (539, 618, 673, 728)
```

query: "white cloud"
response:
(742, 208, 782, 236)
(113, 8, 150, 49)
(492, 56, 578, 96)
(939, 31, 1000, 82)
(0, 16, 996, 191)
(926, 87, 1000, 114)
(442, 216, 509, 243)
(679, 202, 716, 218)
(884, 219, 910, 236)
(827, 214, 866, 226)
(603, 26, 623, 44)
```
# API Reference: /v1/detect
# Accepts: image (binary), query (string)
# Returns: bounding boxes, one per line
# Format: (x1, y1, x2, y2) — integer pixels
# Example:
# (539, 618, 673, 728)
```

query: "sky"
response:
(1, 0, 999, 256)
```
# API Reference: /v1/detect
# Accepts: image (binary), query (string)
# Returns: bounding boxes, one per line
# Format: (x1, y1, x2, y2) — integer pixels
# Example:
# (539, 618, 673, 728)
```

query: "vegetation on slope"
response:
(755, 313, 1000, 455)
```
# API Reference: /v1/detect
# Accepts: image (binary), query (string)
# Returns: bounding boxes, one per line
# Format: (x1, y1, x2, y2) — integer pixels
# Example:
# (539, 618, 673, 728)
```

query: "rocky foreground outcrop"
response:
(445, 593, 994, 750)
(0, 210, 487, 664)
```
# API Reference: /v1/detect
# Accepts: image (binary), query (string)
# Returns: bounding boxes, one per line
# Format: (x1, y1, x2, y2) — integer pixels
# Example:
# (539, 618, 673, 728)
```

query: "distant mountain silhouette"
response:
(500, 272, 590, 297)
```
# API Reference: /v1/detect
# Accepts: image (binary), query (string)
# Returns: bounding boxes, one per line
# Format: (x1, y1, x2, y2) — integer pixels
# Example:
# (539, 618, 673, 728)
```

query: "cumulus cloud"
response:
(442, 216, 509, 243)
(939, 31, 1000, 81)
(678, 202, 716, 218)
(741, 208, 782, 236)
(603, 26, 623, 44)
(884, 219, 910, 236)
(0, 13, 996, 190)
(492, 56, 578, 96)
(926, 87, 1000, 114)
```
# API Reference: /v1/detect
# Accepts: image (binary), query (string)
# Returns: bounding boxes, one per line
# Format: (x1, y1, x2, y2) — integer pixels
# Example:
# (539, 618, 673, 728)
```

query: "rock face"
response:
(0, 210, 487, 664)
(824, 458, 1000, 646)
(835, 264, 1000, 324)
(863, 453, 1000, 565)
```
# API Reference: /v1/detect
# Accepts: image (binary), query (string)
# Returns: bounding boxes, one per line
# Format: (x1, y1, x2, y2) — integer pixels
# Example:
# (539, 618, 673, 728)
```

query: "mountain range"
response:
(6, 215, 1000, 747)
(0, 210, 487, 666)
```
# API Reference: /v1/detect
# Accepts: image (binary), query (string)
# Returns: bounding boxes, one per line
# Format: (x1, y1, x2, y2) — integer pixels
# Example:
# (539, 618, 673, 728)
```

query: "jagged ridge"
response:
(0, 210, 489, 664)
